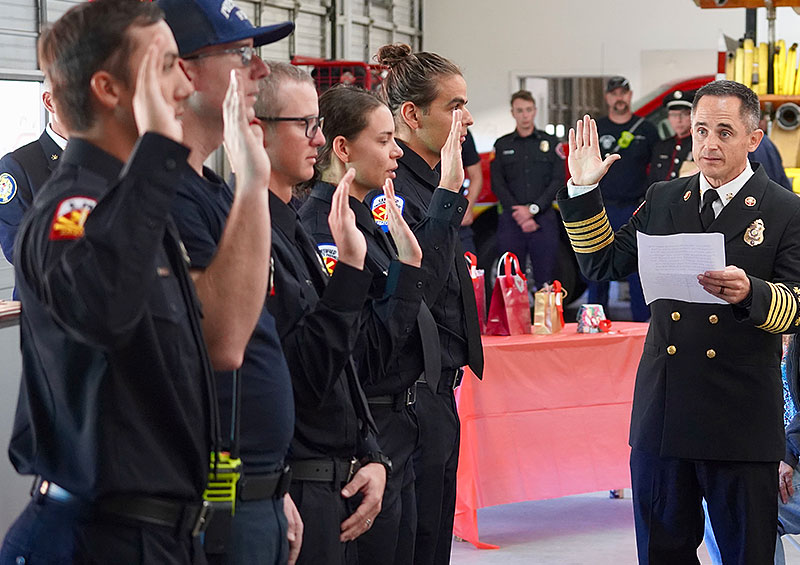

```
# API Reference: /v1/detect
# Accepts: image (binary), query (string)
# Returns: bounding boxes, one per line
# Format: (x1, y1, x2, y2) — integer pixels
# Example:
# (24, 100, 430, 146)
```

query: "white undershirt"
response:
(46, 123, 67, 150)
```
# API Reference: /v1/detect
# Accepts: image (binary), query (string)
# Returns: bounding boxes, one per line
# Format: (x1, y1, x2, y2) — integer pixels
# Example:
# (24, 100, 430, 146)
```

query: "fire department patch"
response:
(555, 143, 566, 160)
(49, 196, 97, 241)
(370, 194, 405, 233)
(0, 173, 17, 204)
(317, 243, 339, 275)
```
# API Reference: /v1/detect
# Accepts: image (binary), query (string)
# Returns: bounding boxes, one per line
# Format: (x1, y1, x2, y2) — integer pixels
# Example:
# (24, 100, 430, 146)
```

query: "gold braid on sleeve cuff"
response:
(563, 208, 614, 254)
(756, 282, 798, 334)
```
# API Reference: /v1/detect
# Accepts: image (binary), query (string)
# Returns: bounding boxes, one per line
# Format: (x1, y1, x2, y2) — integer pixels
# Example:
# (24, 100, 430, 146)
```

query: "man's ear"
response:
(89, 70, 122, 112)
(42, 91, 56, 115)
(400, 101, 422, 131)
(748, 128, 765, 153)
(332, 135, 350, 163)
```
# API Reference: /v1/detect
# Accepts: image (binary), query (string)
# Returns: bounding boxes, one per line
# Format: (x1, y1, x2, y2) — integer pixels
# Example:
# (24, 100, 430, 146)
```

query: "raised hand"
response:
(568, 115, 620, 186)
(383, 178, 422, 267)
(439, 108, 465, 192)
(328, 167, 367, 270)
(222, 69, 270, 194)
(132, 37, 183, 142)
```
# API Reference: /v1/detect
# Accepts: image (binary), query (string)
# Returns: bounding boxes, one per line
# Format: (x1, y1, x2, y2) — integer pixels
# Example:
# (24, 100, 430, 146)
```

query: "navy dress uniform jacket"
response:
(0, 130, 63, 264)
(557, 165, 800, 462)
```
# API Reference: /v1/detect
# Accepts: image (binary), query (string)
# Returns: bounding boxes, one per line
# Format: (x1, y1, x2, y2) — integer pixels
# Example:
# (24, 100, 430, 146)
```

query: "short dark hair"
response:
(510, 90, 535, 106)
(38, 0, 163, 133)
(692, 80, 760, 132)
(376, 43, 461, 116)
(316, 85, 387, 176)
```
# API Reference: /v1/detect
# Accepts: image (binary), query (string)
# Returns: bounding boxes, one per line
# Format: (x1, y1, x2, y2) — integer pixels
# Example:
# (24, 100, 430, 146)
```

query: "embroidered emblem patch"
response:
(371, 194, 405, 233)
(317, 243, 339, 275)
(743, 218, 765, 247)
(0, 173, 17, 204)
(48, 196, 97, 240)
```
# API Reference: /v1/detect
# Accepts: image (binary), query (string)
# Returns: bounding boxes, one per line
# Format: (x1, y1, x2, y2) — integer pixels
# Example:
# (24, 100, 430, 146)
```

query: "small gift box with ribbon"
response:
(576, 304, 612, 333)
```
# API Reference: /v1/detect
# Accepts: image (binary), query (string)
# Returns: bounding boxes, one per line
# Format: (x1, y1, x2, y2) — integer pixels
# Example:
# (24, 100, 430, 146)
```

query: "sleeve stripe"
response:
(563, 208, 608, 229)
(564, 208, 614, 254)
(757, 282, 798, 333)
(565, 215, 608, 236)
(570, 226, 615, 254)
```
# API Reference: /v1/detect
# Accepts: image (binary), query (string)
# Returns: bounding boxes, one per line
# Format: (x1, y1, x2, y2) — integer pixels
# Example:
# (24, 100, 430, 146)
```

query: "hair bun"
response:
(377, 43, 413, 68)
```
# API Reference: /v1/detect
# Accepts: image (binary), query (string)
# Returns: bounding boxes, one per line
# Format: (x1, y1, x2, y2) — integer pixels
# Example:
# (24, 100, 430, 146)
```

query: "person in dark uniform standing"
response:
(0, 84, 67, 271)
(560, 81, 800, 564)
(254, 63, 390, 565)
(0, 2, 229, 563)
(376, 43, 484, 565)
(459, 128, 482, 255)
(491, 89, 565, 288)
(648, 90, 695, 185)
(299, 85, 462, 564)
(157, 2, 302, 564)
(592, 76, 658, 322)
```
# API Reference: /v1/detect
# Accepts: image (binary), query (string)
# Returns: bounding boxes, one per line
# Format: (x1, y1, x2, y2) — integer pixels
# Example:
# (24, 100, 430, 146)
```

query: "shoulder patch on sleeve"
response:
(370, 194, 405, 232)
(49, 196, 97, 241)
(317, 243, 339, 275)
(0, 172, 17, 204)
(555, 142, 567, 160)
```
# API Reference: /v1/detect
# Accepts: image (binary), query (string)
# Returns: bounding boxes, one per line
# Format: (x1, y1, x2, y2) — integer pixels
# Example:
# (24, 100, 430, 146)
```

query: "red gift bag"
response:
(464, 252, 487, 334)
(485, 252, 532, 336)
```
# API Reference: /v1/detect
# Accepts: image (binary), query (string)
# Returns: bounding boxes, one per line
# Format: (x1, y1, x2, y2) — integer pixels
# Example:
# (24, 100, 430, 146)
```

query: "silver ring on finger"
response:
(365, 518, 372, 527)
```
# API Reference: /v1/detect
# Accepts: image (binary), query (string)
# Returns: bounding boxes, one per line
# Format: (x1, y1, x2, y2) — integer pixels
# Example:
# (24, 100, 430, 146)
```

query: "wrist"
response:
(527, 203, 540, 216)
(360, 451, 392, 478)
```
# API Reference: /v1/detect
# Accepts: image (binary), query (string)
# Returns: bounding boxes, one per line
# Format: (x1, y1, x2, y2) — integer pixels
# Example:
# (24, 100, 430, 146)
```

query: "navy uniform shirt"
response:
(0, 130, 63, 264)
(267, 192, 381, 460)
(648, 133, 693, 185)
(298, 181, 440, 396)
(11, 134, 217, 501)
(596, 116, 659, 206)
(490, 128, 565, 212)
(170, 167, 294, 471)
(392, 140, 483, 377)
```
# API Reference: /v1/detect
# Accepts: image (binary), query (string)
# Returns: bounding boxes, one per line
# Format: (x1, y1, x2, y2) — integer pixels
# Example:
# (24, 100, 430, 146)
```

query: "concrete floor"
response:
(448, 491, 800, 564)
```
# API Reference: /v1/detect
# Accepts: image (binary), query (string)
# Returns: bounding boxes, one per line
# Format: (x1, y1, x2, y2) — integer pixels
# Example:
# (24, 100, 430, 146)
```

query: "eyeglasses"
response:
(183, 46, 256, 67)
(257, 116, 325, 139)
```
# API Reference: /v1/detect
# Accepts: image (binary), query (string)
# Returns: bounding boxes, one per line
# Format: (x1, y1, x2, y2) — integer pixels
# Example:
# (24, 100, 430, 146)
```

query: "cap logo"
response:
(220, 0, 236, 18)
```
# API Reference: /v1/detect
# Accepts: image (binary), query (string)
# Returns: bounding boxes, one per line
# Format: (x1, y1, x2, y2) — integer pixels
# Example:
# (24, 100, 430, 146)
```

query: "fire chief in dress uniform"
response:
(558, 80, 800, 564)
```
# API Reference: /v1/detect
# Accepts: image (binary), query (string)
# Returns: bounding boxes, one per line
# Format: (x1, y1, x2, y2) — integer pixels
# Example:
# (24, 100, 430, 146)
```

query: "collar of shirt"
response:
(699, 160, 754, 216)
(60, 137, 123, 185)
(511, 128, 541, 141)
(46, 123, 67, 150)
(396, 139, 441, 189)
(311, 180, 380, 235)
(269, 190, 299, 243)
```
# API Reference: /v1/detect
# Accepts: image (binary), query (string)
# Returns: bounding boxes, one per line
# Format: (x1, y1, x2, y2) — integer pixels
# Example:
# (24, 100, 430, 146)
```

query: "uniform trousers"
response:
(496, 208, 559, 289)
(289, 478, 359, 565)
(206, 495, 288, 565)
(412, 378, 460, 565)
(0, 495, 206, 564)
(630, 448, 778, 565)
(357, 403, 419, 565)
(586, 203, 650, 322)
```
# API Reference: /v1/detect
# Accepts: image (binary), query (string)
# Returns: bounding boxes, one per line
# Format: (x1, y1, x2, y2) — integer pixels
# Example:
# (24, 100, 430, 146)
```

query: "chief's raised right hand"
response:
(568, 115, 620, 186)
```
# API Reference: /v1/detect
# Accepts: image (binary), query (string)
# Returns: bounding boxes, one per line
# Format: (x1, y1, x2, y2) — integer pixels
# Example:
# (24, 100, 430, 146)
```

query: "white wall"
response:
(422, 2, 800, 152)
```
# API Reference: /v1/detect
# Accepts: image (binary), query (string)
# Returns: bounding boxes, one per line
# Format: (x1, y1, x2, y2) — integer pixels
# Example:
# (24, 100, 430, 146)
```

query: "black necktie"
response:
(700, 189, 720, 230)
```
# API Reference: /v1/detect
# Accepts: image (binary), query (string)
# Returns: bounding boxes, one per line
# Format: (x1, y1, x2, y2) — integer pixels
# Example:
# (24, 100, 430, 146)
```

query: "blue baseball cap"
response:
(157, 0, 294, 57)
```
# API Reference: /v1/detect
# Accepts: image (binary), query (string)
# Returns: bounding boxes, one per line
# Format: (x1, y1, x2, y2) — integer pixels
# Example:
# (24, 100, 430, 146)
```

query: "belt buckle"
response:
(452, 368, 464, 390)
(406, 383, 417, 406)
(191, 500, 213, 537)
(347, 457, 359, 483)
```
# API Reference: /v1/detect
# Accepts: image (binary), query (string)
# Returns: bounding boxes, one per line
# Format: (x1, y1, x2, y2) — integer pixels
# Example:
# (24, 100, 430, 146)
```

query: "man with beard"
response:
(592, 76, 658, 322)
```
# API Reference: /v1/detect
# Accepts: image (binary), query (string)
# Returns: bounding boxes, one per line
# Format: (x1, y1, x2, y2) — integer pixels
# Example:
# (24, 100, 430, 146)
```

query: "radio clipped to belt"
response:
(202, 368, 243, 555)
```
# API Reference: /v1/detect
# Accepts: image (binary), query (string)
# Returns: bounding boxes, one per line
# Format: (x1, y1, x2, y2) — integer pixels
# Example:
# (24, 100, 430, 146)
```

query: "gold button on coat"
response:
(706, 349, 716, 358)
(671, 312, 681, 321)
(708, 314, 718, 324)
(667, 345, 677, 355)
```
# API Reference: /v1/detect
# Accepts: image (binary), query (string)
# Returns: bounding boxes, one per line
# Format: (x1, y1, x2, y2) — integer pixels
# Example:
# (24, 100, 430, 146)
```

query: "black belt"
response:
(290, 458, 360, 485)
(417, 368, 464, 393)
(32, 477, 211, 537)
(237, 466, 292, 501)
(368, 383, 417, 411)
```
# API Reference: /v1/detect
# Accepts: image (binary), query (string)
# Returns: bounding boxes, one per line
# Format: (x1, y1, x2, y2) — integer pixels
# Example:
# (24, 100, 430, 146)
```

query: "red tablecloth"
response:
(454, 322, 649, 548)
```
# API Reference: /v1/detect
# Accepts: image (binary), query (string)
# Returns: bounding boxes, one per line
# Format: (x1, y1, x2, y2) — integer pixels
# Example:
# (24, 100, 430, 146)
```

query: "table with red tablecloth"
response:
(454, 322, 649, 548)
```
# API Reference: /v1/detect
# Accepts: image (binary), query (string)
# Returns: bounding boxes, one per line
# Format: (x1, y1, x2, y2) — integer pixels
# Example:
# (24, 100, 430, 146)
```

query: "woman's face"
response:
(340, 105, 403, 192)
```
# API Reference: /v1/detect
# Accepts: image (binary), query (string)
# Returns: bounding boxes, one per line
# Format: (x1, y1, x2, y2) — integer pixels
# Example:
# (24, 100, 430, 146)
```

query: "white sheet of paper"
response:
(636, 232, 727, 305)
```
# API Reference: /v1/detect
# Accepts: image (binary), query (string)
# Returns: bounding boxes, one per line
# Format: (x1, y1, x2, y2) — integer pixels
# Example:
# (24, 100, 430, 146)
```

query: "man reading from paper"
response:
(557, 80, 800, 564)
